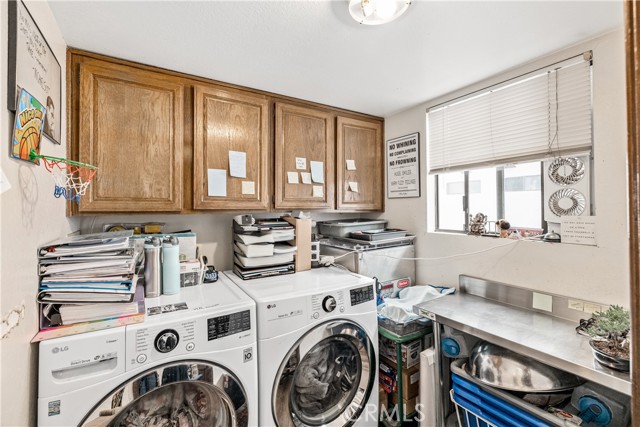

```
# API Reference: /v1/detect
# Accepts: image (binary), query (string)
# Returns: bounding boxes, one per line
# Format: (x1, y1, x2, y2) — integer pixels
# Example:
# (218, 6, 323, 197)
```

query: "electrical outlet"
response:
(583, 303, 602, 314)
(568, 300, 585, 311)
(532, 292, 553, 312)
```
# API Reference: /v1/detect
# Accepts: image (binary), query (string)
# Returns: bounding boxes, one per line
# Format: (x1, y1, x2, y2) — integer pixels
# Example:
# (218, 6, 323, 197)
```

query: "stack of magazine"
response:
(233, 218, 297, 279)
(32, 230, 144, 342)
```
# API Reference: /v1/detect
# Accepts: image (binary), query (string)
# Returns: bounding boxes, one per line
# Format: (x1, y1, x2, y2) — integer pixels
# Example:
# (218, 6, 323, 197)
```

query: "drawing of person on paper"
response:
(43, 96, 58, 142)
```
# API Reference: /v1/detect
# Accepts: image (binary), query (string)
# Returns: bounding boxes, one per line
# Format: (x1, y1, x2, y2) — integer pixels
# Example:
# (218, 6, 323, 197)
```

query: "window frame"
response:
(434, 162, 546, 234)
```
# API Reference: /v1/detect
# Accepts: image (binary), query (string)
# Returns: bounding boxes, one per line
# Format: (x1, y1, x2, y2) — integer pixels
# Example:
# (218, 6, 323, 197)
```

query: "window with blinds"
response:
(427, 53, 592, 174)
(428, 53, 593, 233)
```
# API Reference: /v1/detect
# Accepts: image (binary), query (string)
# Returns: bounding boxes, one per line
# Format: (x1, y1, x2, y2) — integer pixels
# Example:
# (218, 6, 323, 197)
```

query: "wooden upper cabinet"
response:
(193, 85, 269, 210)
(77, 60, 184, 212)
(274, 103, 335, 209)
(336, 116, 384, 211)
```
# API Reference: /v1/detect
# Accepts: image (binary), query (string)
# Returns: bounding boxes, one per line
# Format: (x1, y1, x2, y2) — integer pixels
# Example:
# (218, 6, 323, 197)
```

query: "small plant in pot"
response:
(585, 305, 631, 372)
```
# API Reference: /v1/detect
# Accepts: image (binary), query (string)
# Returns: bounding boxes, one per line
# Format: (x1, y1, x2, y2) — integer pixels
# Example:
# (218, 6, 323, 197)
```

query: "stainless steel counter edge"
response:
(414, 294, 631, 396)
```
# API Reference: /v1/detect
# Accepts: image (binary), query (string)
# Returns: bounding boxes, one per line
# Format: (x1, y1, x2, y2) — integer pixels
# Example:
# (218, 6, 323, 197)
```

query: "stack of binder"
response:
(233, 219, 297, 279)
(33, 230, 144, 342)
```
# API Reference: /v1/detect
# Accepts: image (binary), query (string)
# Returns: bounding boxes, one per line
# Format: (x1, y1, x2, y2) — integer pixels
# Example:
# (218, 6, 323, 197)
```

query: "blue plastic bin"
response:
(451, 374, 551, 427)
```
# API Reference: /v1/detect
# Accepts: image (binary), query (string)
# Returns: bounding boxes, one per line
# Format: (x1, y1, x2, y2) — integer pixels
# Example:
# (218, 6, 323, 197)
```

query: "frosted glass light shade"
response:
(349, 0, 411, 25)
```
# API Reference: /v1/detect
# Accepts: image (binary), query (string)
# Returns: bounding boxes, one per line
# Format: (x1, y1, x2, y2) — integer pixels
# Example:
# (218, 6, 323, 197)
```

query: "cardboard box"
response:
(378, 386, 388, 417)
(283, 216, 311, 272)
(379, 356, 420, 399)
(180, 260, 203, 287)
(379, 336, 423, 369)
(391, 393, 419, 416)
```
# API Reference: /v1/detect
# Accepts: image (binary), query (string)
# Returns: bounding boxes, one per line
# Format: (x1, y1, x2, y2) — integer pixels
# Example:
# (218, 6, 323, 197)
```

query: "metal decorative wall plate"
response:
(548, 157, 585, 186)
(548, 188, 586, 216)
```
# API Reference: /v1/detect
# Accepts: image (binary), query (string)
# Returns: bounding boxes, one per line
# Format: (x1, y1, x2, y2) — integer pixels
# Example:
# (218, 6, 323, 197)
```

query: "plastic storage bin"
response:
(378, 316, 431, 336)
(450, 360, 565, 427)
(451, 375, 550, 427)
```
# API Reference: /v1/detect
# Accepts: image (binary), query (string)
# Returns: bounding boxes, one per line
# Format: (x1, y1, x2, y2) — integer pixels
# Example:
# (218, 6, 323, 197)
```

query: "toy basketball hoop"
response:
(29, 149, 97, 203)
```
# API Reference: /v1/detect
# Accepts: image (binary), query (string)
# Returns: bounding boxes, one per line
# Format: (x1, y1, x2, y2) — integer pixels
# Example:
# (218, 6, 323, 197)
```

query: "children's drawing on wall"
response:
(11, 88, 45, 164)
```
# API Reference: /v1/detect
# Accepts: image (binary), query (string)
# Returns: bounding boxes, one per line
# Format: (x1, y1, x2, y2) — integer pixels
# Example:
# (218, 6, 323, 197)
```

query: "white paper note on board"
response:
(561, 216, 597, 246)
(313, 185, 324, 198)
(296, 157, 307, 170)
(208, 169, 227, 197)
(310, 161, 324, 183)
(346, 159, 356, 170)
(0, 167, 11, 194)
(348, 182, 359, 193)
(242, 181, 255, 195)
(300, 172, 312, 184)
(287, 172, 299, 184)
(229, 151, 247, 178)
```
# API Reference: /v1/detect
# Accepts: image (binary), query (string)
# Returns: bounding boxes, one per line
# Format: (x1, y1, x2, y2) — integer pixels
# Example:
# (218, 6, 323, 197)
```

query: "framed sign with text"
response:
(386, 132, 420, 198)
(8, 0, 62, 145)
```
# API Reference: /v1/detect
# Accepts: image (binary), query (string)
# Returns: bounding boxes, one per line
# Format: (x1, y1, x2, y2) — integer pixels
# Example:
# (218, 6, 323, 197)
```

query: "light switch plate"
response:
(532, 292, 553, 312)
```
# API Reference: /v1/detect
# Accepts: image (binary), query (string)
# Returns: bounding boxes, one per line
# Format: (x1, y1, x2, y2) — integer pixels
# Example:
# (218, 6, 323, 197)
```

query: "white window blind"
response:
(427, 54, 592, 173)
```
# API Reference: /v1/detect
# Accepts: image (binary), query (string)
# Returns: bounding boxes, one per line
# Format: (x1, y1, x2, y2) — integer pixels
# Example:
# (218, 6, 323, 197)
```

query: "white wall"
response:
(0, 1, 77, 425)
(375, 30, 631, 307)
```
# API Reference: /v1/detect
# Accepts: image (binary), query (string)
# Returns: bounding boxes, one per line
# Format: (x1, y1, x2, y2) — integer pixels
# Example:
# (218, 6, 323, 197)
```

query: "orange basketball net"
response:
(29, 149, 97, 202)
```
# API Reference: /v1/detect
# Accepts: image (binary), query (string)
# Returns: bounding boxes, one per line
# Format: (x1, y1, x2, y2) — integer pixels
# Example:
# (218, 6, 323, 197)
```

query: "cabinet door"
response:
(78, 60, 184, 212)
(274, 103, 334, 209)
(193, 85, 269, 210)
(336, 116, 384, 211)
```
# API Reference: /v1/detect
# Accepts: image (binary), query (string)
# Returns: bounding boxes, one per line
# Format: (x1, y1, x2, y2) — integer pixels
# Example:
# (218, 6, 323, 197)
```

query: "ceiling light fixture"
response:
(349, 0, 411, 25)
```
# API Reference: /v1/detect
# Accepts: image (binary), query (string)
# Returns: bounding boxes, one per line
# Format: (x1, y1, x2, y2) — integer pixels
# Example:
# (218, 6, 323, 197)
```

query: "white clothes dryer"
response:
(225, 267, 379, 427)
(38, 275, 258, 426)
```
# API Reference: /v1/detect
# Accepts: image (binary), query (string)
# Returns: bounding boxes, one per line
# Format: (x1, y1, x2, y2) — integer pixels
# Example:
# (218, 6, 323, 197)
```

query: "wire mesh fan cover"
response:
(548, 188, 586, 216)
(41, 156, 97, 202)
(548, 157, 585, 186)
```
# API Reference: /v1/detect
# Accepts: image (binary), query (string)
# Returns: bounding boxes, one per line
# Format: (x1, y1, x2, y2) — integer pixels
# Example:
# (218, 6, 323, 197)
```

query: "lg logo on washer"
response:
(51, 346, 69, 354)
(267, 304, 277, 309)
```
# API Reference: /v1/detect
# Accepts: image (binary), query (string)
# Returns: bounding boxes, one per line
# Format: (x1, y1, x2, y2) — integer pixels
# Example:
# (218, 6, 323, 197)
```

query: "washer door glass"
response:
(80, 361, 248, 427)
(273, 320, 375, 427)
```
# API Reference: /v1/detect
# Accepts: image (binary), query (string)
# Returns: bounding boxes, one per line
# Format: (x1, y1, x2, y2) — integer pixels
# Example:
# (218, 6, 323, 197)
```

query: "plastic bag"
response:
(378, 285, 454, 323)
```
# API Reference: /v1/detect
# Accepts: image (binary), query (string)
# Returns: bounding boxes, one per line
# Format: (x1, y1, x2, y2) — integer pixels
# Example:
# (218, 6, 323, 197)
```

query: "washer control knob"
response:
(155, 329, 179, 353)
(136, 354, 147, 364)
(322, 296, 337, 313)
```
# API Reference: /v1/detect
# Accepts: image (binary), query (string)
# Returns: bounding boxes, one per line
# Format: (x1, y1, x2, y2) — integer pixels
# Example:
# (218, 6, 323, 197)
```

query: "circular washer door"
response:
(272, 320, 375, 427)
(80, 360, 249, 427)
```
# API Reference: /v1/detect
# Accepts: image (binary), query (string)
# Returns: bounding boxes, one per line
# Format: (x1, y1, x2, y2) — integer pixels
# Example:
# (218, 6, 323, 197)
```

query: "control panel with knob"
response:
(155, 329, 180, 353)
(322, 296, 337, 313)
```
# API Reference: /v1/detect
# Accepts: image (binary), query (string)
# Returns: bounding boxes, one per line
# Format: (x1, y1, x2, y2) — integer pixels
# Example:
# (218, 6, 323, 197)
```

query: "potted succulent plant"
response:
(586, 305, 631, 372)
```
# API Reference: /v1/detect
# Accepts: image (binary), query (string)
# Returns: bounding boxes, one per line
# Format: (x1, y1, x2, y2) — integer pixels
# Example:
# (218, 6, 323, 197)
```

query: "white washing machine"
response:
(225, 267, 379, 427)
(38, 275, 258, 426)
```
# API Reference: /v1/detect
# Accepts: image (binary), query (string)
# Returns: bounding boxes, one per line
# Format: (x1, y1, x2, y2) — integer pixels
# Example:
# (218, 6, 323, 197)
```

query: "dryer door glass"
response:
(273, 320, 375, 427)
(80, 361, 249, 427)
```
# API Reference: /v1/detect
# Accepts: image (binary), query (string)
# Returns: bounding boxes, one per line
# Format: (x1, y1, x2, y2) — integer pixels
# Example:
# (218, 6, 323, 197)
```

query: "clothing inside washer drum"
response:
(292, 340, 361, 416)
(108, 380, 232, 427)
